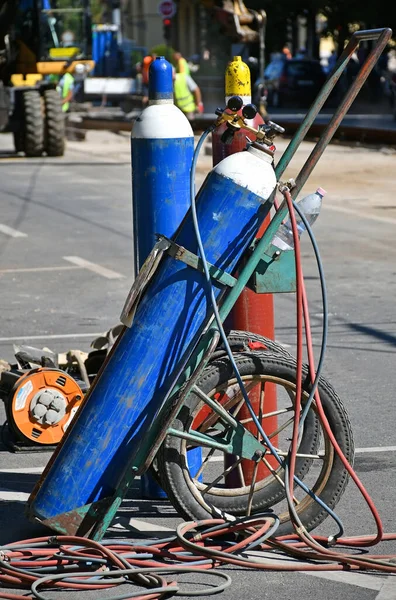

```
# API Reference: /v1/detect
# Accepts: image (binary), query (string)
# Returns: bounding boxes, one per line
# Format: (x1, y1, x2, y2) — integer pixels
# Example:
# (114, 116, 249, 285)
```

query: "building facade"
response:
(121, 0, 211, 59)
(122, 0, 165, 52)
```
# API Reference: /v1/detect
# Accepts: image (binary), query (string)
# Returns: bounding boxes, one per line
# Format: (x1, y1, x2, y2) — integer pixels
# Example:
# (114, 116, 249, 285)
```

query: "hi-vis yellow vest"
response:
(174, 73, 195, 113)
(58, 72, 74, 112)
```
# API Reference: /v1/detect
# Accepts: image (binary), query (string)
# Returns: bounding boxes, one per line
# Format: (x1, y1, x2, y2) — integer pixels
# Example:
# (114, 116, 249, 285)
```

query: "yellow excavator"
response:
(0, 0, 94, 157)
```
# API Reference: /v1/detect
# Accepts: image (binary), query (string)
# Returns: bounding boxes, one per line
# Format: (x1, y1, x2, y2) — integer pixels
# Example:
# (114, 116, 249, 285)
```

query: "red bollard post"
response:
(212, 57, 278, 484)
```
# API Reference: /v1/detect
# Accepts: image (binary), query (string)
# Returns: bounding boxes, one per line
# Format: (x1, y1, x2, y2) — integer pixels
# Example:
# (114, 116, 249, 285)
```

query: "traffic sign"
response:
(158, 0, 176, 19)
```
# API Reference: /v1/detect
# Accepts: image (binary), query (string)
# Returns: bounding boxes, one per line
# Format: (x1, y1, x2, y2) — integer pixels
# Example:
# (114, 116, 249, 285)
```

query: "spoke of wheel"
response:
(236, 404, 296, 425)
(275, 450, 324, 460)
(237, 460, 246, 487)
(268, 414, 295, 439)
(239, 409, 296, 440)
(262, 406, 294, 419)
(239, 413, 293, 429)
(237, 382, 266, 439)
(246, 461, 259, 516)
(239, 416, 254, 425)
(195, 447, 217, 479)
(261, 455, 300, 505)
(200, 456, 243, 495)
(229, 396, 245, 420)
(258, 381, 265, 438)
(231, 381, 258, 418)
(194, 381, 257, 432)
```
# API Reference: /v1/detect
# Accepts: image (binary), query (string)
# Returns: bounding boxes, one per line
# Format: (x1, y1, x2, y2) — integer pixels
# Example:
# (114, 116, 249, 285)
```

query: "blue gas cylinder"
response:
(27, 141, 277, 530)
(131, 57, 194, 274)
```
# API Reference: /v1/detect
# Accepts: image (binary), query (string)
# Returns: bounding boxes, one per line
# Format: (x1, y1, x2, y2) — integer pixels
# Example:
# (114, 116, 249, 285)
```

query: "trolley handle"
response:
(275, 27, 393, 196)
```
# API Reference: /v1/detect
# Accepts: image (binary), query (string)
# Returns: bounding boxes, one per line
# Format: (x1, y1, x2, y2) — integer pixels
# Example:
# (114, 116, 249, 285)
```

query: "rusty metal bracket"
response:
(120, 236, 171, 327)
(166, 238, 237, 288)
(120, 236, 237, 329)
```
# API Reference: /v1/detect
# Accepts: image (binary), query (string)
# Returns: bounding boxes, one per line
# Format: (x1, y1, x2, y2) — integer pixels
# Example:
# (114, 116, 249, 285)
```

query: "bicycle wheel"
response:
(157, 351, 354, 535)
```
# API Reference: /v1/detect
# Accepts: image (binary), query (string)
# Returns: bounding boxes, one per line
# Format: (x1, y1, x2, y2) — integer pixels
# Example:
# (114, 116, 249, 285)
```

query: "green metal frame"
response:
(84, 28, 392, 540)
(168, 384, 268, 459)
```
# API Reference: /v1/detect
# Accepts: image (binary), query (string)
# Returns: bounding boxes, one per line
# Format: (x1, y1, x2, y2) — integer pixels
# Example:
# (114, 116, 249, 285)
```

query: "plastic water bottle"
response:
(272, 187, 326, 251)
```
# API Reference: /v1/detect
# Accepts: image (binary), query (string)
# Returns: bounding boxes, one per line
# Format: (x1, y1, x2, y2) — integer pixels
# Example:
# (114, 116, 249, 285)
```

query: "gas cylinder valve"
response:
(258, 121, 286, 144)
(215, 95, 285, 147)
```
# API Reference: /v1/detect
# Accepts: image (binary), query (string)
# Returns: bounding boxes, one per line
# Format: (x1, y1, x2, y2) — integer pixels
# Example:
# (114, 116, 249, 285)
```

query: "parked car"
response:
(263, 58, 327, 108)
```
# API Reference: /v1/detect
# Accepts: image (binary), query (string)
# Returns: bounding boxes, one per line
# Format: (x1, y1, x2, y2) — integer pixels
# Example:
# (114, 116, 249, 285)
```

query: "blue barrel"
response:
(27, 145, 277, 525)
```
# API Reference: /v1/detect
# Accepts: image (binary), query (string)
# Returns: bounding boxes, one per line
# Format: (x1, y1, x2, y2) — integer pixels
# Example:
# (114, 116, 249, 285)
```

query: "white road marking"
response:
(112, 517, 174, 534)
(375, 576, 396, 599)
(304, 570, 383, 591)
(0, 224, 27, 238)
(0, 266, 79, 274)
(355, 446, 396, 454)
(63, 256, 125, 279)
(0, 332, 104, 342)
(0, 467, 45, 473)
(0, 489, 30, 502)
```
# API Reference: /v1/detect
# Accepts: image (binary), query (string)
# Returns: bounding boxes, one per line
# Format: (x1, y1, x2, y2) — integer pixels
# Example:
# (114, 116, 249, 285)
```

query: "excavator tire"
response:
(44, 89, 65, 156)
(23, 90, 44, 157)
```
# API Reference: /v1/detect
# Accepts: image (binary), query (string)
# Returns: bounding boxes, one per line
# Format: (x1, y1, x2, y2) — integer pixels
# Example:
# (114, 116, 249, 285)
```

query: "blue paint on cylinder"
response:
(132, 137, 194, 274)
(29, 169, 272, 522)
(141, 447, 202, 499)
(149, 57, 173, 101)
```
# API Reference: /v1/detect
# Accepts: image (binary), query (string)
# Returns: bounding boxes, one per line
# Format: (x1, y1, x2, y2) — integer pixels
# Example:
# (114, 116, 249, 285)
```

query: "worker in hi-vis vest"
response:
(173, 71, 204, 120)
(173, 51, 190, 76)
(57, 64, 85, 112)
(58, 72, 74, 112)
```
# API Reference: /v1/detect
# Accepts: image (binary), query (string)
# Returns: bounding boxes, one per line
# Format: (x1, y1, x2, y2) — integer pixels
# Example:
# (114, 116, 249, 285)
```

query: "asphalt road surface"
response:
(0, 130, 395, 599)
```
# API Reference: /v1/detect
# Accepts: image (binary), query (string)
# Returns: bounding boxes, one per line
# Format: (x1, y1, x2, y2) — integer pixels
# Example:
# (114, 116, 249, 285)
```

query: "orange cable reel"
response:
(8, 368, 83, 445)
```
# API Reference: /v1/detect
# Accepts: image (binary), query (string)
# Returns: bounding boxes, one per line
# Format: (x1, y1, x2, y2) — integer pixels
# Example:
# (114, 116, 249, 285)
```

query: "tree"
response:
(321, 0, 396, 54)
